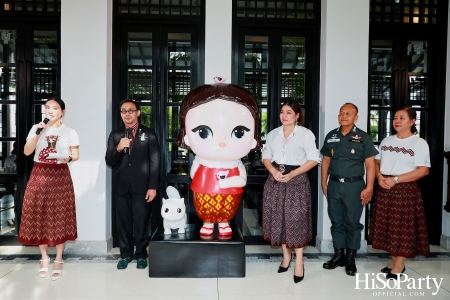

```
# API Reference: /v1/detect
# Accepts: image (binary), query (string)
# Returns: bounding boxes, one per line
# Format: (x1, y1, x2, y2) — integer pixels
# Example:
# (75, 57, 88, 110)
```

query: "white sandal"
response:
(51, 260, 64, 281)
(38, 257, 51, 278)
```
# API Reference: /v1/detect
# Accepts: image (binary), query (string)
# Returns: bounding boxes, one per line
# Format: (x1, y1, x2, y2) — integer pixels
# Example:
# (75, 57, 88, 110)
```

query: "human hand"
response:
(279, 172, 294, 183)
(116, 138, 131, 152)
(146, 189, 156, 202)
(58, 157, 71, 164)
(377, 175, 391, 189)
(322, 183, 328, 197)
(360, 187, 373, 205)
(272, 170, 285, 182)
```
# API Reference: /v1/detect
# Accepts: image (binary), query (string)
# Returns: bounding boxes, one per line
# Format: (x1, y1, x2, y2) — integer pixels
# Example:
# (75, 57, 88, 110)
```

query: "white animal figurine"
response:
(161, 186, 187, 235)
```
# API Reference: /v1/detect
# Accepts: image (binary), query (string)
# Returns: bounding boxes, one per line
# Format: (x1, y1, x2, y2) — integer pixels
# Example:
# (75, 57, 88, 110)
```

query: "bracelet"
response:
(68, 156, 72, 163)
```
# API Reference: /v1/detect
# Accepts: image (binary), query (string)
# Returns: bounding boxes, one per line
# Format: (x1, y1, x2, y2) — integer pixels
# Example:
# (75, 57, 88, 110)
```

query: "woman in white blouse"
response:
(262, 100, 321, 283)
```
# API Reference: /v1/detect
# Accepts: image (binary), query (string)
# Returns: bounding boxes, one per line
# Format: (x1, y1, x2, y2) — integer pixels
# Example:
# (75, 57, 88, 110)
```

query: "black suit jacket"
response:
(105, 124, 160, 195)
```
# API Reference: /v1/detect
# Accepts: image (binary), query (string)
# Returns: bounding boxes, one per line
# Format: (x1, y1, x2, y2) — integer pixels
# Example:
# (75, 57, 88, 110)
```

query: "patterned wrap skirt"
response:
(18, 163, 77, 246)
(262, 173, 312, 248)
(369, 181, 429, 258)
(194, 192, 241, 223)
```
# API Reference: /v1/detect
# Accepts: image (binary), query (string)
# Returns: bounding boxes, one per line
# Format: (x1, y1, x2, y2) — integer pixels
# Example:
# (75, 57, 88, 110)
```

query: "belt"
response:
(330, 175, 364, 183)
(272, 162, 300, 174)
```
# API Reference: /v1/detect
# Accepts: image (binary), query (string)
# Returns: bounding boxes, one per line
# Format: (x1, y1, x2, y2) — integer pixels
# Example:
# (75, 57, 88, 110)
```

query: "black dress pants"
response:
(116, 189, 150, 259)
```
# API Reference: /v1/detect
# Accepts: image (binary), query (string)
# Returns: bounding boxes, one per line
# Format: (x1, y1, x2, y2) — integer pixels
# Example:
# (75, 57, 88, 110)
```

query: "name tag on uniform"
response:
(348, 139, 361, 143)
(328, 138, 340, 143)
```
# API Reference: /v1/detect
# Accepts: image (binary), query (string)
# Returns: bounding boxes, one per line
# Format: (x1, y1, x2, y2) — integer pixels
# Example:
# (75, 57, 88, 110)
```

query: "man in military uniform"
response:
(321, 103, 378, 276)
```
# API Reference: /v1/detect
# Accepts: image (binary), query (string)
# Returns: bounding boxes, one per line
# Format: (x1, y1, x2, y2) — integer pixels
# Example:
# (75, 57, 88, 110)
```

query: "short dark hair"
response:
(119, 99, 140, 111)
(46, 97, 65, 110)
(340, 102, 359, 114)
(281, 100, 304, 126)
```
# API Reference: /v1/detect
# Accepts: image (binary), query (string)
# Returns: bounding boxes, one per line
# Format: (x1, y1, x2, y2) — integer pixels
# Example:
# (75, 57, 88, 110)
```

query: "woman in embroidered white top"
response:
(18, 98, 79, 281)
(261, 100, 321, 283)
(369, 107, 430, 281)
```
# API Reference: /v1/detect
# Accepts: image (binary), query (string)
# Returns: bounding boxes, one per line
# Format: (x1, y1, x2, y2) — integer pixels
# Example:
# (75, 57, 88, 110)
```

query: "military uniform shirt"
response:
(320, 125, 378, 177)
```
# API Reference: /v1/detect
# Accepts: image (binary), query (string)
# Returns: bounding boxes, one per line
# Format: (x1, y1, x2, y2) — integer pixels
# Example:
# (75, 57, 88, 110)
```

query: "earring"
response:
(60, 116, 63, 123)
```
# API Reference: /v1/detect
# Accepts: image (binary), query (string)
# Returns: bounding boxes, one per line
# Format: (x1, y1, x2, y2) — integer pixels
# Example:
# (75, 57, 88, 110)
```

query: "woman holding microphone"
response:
(18, 97, 79, 281)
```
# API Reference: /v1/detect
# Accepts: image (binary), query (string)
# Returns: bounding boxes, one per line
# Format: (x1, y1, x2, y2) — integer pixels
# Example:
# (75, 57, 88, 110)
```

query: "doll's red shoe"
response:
(200, 223, 214, 236)
(218, 223, 232, 236)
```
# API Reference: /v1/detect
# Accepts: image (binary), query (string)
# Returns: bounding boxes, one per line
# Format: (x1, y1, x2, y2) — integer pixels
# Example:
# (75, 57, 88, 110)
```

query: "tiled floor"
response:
(0, 245, 449, 300)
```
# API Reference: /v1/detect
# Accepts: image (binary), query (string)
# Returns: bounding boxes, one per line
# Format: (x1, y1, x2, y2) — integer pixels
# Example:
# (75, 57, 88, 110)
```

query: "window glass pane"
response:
(128, 69, 152, 102)
(245, 36, 268, 69)
(281, 72, 305, 105)
(414, 110, 427, 138)
(0, 104, 16, 137)
(370, 110, 391, 143)
(34, 31, 57, 64)
(244, 72, 267, 105)
(0, 170, 17, 236)
(128, 32, 152, 66)
(139, 105, 152, 127)
(371, 40, 393, 72)
(0, 67, 16, 100)
(370, 75, 392, 107)
(32, 104, 46, 125)
(259, 107, 268, 140)
(34, 68, 58, 100)
(166, 142, 189, 175)
(408, 76, 427, 107)
(282, 37, 305, 69)
(1, 141, 17, 173)
(407, 41, 427, 73)
(242, 183, 264, 236)
(168, 33, 191, 67)
(0, 30, 16, 63)
(167, 106, 180, 139)
(168, 70, 191, 102)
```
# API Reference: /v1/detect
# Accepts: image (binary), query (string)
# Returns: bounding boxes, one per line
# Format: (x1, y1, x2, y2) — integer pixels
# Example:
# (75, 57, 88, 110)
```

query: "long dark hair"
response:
(397, 107, 418, 134)
(176, 83, 262, 151)
(281, 100, 304, 126)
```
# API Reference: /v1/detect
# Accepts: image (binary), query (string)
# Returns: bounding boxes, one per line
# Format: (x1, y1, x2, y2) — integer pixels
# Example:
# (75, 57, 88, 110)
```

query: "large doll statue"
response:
(176, 79, 262, 237)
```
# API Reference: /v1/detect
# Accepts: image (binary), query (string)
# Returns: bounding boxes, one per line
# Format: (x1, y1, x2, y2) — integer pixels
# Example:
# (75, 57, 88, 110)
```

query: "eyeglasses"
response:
(120, 109, 137, 115)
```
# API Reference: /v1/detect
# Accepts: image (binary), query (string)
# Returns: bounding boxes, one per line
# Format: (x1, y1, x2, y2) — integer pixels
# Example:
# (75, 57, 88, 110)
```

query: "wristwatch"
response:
(394, 176, 399, 184)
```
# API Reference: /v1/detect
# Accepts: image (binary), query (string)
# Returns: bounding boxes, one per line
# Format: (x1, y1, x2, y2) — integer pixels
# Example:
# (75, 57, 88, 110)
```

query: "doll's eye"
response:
(177, 208, 182, 213)
(164, 208, 169, 213)
(231, 126, 250, 140)
(192, 125, 213, 140)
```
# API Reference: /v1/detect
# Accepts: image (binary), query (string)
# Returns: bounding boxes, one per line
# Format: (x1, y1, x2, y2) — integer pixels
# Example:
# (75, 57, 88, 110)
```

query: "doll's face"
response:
(184, 99, 257, 161)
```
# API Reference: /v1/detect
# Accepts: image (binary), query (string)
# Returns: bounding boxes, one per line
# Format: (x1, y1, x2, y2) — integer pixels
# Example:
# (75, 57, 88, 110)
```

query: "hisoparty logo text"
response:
(355, 273, 443, 296)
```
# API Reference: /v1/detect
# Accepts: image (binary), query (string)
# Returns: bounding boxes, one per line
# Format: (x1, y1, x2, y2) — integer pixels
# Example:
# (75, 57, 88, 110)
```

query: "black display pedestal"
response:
(148, 224, 245, 278)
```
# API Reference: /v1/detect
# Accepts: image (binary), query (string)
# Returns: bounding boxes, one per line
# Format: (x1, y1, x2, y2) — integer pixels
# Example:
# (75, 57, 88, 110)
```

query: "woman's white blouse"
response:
(261, 125, 321, 166)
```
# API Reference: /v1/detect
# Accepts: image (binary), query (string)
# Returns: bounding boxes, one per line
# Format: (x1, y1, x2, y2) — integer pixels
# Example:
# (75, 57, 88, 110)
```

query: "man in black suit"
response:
(106, 100, 160, 270)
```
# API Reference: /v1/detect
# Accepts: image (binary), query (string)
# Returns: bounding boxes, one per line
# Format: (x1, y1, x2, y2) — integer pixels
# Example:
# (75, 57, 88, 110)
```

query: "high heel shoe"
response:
(385, 267, 406, 280)
(51, 260, 64, 281)
(278, 253, 294, 273)
(294, 265, 305, 283)
(380, 267, 392, 273)
(38, 257, 51, 278)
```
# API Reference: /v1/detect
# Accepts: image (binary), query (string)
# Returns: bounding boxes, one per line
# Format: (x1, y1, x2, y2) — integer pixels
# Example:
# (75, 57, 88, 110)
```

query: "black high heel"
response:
(294, 265, 305, 283)
(278, 253, 294, 273)
(386, 267, 406, 280)
(380, 267, 392, 273)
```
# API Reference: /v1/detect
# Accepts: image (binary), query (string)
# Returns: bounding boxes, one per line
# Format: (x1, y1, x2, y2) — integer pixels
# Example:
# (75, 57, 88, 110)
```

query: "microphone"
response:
(123, 128, 131, 154)
(36, 116, 51, 135)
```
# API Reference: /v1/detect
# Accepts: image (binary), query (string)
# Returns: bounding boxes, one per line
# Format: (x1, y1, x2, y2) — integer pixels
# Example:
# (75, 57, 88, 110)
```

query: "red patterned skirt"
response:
(194, 192, 241, 223)
(262, 173, 312, 249)
(369, 181, 429, 258)
(18, 163, 77, 246)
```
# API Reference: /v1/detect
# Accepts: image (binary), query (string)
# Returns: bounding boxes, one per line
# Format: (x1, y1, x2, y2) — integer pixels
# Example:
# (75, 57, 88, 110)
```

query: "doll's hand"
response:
(218, 176, 246, 189)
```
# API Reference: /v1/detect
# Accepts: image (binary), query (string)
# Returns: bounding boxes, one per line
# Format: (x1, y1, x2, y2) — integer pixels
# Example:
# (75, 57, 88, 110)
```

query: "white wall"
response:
(441, 3, 450, 249)
(318, 0, 370, 252)
(205, 0, 232, 83)
(61, 0, 113, 253)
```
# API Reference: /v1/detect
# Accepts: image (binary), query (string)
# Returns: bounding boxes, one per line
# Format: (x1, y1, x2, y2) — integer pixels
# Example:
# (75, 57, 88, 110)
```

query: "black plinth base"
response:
(148, 224, 245, 278)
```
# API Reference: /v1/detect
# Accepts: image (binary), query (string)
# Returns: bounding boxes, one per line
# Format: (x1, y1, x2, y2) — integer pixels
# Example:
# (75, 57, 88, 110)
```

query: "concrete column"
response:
(60, 0, 113, 254)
